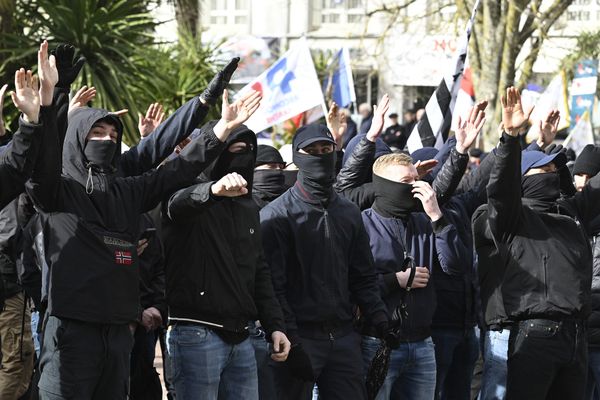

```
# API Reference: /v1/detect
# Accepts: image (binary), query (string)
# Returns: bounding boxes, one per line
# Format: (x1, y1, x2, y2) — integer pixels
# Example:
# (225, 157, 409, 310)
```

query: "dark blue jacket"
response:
(362, 207, 469, 339)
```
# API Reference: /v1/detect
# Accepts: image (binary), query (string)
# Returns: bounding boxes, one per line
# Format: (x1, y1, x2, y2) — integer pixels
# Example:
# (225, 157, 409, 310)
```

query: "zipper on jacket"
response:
(323, 208, 331, 240)
(542, 254, 548, 299)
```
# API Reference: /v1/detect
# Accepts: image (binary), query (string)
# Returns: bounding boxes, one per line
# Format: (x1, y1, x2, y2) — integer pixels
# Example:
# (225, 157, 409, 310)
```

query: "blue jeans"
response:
(167, 324, 258, 400)
(431, 327, 480, 400)
(479, 329, 509, 400)
(585, 348, 600, 400)
(362, 335, 437, 400)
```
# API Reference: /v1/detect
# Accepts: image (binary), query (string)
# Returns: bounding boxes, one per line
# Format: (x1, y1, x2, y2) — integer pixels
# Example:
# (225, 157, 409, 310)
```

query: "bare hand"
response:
(222, 89, 261, 129)
(137, 239, 148, 256)
(138, 102, 165, 138)
(0, 84, 7, 136)
(414, 159, 438, 179)
(412, 180, 442, 221)
(501, 87, 534, 136)
(455, 101, 487, 154)
(68, 85, 96, 114)
(37, 40, 59, 106)
(211, 172, 248, 197)
(396, 266, 430, 289)
(141, 307, 162, 331)
(270, 331, 291, 362)
(326, 102, 346, 150)
(366, 94, 390, 143)
(534, 109, 561, 150)
(11, 69, 40, 124)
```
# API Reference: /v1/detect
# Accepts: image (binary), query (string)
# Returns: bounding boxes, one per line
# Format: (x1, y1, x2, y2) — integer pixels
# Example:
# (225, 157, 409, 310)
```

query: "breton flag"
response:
(323, 47, 357, 108)
(407, 0, 481, 153)
(238, 37, 325, 133)
(563, 110, 594, 156)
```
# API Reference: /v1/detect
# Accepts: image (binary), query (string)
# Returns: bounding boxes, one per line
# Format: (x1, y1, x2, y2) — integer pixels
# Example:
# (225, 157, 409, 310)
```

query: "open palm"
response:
(222, 89, 261, 128)
(0, 84, 7, 136)
(11, 69, 40, 123)
(501, 87, 533, 134)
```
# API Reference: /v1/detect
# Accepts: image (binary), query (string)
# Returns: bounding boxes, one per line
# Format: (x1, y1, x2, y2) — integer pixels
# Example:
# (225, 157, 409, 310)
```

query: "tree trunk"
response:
(174, 0, 199, 39)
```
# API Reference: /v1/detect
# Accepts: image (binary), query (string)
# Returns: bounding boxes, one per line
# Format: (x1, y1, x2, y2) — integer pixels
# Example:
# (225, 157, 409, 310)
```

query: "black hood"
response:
(64, 107, 123, 191)
(198, 120, 257, 185)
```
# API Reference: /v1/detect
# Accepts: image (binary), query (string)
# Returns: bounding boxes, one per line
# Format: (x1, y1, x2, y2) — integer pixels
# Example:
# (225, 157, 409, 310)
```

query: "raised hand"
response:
(200, 57, 240, 105)
(138, 102, 165, 138)
(366, 94, 391, 143)
(0, 84, 7, 137)
(414, 159, 438, 179)
(222, 89, 261, 129)
(38, 40, 59, 106)
(69, 85, 96, 114)
(501, 87, 534, 136)
(11, 69, 40, 124)
(326, 102, 346, 150)
(52, 43, 86, 89)
(211, 172, 248, 197)
(412, 180, 442, 221)
(534, 109, 561, 150)
(455, 101, 487, 154)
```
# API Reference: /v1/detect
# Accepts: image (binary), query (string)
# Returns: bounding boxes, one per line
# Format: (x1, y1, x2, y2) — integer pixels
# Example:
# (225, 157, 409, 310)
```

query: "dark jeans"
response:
(506, 319, 587, 400)
(274, 331, 366, 400)
(585, 347, 600, 400)
(38, 316, 134, 400)
(432, 327, 480, 400)
(249, 323, 277, 400)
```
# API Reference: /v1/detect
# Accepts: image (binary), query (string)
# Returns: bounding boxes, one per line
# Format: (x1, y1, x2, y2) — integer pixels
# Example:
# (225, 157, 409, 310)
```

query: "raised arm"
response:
(487, 87, 532, 242)
(120, 58, 240, 176)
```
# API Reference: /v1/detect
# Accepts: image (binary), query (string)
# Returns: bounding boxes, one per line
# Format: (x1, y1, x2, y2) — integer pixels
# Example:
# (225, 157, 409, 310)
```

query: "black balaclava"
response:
(253, 169, 286, 199)
(282, 169, 298, 190)
(212, 137, 256, 187)
(293, 151, 336, 202)
(84, 140, 117, 172)
(372, 173, 423, 219)
(521, 172, 560, 204)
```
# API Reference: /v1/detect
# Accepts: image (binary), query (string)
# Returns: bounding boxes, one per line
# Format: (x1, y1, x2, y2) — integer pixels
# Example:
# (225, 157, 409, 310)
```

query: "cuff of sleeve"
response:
(501, 132, 519, 143)
(370, 310, 388, 327)
(382, 272, 399, 292)
(18, 115, 42, 128)
(432, 215, 449, 233)
(452, 147, 469, 160)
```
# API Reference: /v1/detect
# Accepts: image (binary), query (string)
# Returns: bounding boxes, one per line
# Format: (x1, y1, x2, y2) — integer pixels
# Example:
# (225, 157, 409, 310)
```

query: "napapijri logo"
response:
(250, 228, 255, 234)
(115, 251, 133, 265)
(104, 236, 133, 248)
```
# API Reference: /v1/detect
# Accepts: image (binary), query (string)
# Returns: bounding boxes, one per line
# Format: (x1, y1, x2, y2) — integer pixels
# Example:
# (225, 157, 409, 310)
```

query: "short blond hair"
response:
(373, 153, 413, 174)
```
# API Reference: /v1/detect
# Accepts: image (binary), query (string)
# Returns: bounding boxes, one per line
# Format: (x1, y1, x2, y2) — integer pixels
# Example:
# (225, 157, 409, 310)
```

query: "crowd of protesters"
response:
(0, 40, 599, 400)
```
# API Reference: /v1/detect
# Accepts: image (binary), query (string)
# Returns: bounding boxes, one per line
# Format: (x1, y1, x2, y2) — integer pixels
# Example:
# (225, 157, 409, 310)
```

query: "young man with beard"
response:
(26, 41, 261, 399)
(260, 124, 388, 400)
(481, 87, 599, 399)
(162, 120, 290, 400)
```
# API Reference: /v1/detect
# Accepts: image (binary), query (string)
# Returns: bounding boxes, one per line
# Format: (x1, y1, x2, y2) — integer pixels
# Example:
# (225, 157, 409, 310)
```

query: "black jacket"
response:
(25, 105, 225, 324)
(0, 117, 43, 209)
(484, 133, 595, 321)
(260, 184, 387, 339)
(163, 125, 285, 335)
(138, 213, 167, 324)
(587, 217, 600, 345)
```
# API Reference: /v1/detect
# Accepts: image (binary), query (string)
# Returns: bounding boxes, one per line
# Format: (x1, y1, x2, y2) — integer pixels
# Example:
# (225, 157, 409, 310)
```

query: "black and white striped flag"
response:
(407, 0, 481, 153)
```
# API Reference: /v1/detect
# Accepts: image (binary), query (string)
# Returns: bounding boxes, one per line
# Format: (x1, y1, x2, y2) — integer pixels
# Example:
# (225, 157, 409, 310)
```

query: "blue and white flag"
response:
(323, 47, 356, 108)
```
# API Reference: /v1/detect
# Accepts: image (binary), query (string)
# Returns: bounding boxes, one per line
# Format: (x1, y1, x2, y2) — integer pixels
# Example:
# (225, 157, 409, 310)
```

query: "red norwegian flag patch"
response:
(115, 251, 133, 265)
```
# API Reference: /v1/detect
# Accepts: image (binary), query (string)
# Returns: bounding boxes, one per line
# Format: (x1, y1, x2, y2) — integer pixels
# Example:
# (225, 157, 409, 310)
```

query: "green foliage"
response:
(561, 29, 600, 94)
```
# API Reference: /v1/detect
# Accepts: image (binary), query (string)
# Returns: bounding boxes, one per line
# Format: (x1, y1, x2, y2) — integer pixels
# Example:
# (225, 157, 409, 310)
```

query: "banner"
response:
(564, 111, 593, 156)
(323, 47, 356, 108)
(238, 37, 325, 134)
(525, 72, 571, 142)
(570, 60, 598, 130)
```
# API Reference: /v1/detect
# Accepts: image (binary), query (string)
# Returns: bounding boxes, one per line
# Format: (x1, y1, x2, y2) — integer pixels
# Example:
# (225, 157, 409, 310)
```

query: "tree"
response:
(561, 29, 600, 93)
(171, 0, 200, 39)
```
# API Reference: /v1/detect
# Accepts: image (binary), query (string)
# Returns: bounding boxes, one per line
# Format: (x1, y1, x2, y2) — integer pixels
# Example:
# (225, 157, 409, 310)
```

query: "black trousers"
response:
(273, 331, 366, 400)
(506, 319, 587, 400)
(37, 316, 134, 400)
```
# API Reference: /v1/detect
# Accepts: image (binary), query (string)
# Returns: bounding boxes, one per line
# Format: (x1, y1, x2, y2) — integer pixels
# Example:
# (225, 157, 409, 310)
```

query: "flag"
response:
(450, 66, 475, 131)
(524, 72, 570, 142)
(407, 0, 480, 153)
(323, 47, 356, 108)
(115, 251, 133, 266)
(564, 111, 594, 156)
(238, 37, 325, 133)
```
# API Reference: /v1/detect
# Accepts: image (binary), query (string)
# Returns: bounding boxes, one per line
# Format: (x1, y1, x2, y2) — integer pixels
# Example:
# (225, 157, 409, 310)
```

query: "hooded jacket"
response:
(162, 124, 285, 336)
(24, 105, 225, 324)
(484, 133, 595, 321)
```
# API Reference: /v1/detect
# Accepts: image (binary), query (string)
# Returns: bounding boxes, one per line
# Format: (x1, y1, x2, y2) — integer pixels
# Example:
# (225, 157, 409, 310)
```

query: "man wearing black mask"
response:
(253, 144, 287, 209)
(163, 121, 290, 400)
(361, 153, 469, 400)
(481, 87, 599, 400)
(261, 124, 388, 400)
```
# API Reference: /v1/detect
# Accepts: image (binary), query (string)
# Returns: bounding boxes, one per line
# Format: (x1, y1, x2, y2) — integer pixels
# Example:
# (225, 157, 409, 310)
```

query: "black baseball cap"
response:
(389, 113, 398, 119)
(292, 124, 336, 151)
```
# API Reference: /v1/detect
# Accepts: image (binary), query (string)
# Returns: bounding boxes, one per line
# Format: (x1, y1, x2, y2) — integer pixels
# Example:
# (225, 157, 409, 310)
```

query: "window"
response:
(235, 0, 248, 9)
(235, 15, 247, 24)
(208, 0, 249, 26)
(320, 0, 365, 25)
(210, 15, 227, 25)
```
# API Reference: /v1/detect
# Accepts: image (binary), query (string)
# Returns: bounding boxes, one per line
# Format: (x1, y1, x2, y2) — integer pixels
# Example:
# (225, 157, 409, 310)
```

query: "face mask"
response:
(84, 140, 117, 171)
(293, 151, 336, 201)
(372, 174, 423, 219)
(253, 169, 286, 198)
(521, 172, 560, 203)
(213, 141, 256, 186)
(282, 170, 298, 190)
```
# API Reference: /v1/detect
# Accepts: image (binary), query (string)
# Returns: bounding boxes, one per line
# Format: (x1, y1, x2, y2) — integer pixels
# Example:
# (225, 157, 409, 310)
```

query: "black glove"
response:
(200, 57, 240, 105)
(52, 44, 86, 89)
(371, 310, 390, 339)
(286, 343, 314, 382)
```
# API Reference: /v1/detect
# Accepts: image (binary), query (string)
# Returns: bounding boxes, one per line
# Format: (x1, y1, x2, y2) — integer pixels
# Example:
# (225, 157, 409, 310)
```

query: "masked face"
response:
(253, 169, 286, 198)
(292, 150, 336, 201)
(372, 174, 423, 218)
(521, 172, 560, 203)
(213, 140, 256, 185)
(84, 140, 117, 171)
